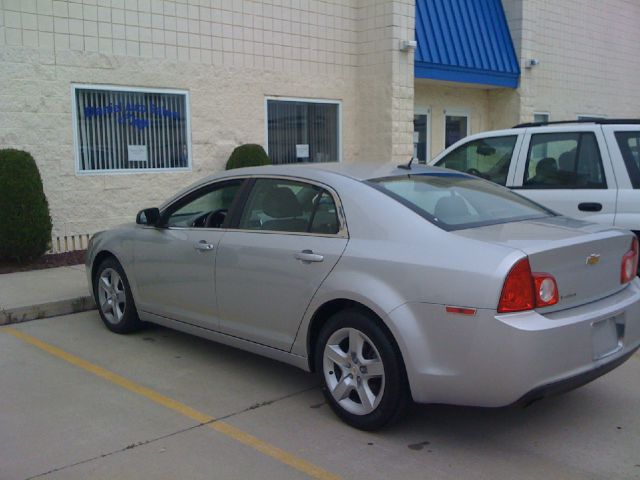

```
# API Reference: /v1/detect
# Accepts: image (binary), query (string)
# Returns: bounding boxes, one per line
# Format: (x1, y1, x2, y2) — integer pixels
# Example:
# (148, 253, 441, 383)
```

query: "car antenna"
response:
(398, 157, 414, 170)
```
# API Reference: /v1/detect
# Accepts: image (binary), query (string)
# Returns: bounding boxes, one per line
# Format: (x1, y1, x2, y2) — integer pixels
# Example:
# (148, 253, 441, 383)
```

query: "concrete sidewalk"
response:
(0, 265, 95, 325)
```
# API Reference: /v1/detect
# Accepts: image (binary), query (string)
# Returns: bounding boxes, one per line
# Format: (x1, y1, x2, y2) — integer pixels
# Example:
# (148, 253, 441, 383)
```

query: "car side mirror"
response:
(136, 207, 160, 226)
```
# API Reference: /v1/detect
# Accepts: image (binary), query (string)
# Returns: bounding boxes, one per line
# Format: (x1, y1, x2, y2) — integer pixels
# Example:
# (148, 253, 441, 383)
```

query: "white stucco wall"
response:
(508, 0, 640, 122)
(0, 0, 417, 249)
(0, 0, 371, 248)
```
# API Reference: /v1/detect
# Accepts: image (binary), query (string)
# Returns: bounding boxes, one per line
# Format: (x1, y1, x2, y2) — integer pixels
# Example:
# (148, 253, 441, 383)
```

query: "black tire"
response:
(315, 308, 410, 430)
(93, 257, 144, 334)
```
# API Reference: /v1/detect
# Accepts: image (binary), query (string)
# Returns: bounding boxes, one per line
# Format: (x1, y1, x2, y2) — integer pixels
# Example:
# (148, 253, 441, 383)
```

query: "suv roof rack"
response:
(513, 119, 640, 128)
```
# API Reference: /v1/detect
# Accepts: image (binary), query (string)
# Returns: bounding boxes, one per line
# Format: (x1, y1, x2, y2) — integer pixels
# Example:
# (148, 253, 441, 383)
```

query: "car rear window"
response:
(614, 131, 640, 189)
(368, 172, 553, 231)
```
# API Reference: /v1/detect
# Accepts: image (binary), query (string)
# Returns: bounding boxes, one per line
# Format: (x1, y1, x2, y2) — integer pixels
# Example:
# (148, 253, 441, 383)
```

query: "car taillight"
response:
(621, 237, 639, 284)
(533, 273, 559, 307)
(498, 258, 559, 313)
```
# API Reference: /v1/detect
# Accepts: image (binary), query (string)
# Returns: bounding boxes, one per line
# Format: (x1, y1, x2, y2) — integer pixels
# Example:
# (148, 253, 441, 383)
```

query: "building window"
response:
(444, 111, 469, 148)
(266, 98, 340, 164)
(413, 108, 430, 164)
(533, 112, 550, 124)
(72, 85, 191, 174)
(577, 115, 606, 121)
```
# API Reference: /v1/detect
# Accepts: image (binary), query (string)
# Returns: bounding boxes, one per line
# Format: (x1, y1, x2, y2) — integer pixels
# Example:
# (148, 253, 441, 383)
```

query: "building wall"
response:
(0, 0, 371, 248)
(513, 0, 640, 122)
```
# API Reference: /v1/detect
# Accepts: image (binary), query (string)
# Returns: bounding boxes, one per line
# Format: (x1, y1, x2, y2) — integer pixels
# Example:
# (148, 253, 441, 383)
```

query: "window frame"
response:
(520, 131, 607, 190)
(263, 96, 343, 164)
(443, 108, 471, 149)
(434, 133, 521, 186)
(71, 83, 193, 176)
(159, 175, 349, 238)
(533, 112, 550, 124)
(159, 178, 248, 230)
(413, 106, 432, 164)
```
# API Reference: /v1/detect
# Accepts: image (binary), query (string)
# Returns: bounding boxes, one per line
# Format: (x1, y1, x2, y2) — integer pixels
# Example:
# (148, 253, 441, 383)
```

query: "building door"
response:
(413, 108, 430, 163)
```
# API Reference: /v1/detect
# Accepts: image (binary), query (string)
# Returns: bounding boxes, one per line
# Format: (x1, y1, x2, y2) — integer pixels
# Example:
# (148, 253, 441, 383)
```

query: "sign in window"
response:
(73, 85, 191, 174)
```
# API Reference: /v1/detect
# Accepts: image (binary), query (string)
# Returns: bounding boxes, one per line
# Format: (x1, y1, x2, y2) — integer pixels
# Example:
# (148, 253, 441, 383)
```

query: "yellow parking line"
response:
(3, 327, 340, 480)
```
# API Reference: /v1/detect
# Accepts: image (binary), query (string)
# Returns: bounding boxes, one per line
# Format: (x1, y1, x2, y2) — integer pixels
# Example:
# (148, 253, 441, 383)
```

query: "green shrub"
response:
(0, 149, 52, 263)
(225, 144, 271, 170)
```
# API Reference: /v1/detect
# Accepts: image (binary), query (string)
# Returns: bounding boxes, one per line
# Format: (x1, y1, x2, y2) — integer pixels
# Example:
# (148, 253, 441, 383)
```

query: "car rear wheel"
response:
(94, 257, 143, 334)
(316, 309, 410, 430)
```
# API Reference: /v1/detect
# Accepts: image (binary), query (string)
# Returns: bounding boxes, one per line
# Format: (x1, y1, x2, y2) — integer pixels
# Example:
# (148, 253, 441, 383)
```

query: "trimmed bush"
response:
(0, 149, 52, 263)
(225, 144, 271, 170)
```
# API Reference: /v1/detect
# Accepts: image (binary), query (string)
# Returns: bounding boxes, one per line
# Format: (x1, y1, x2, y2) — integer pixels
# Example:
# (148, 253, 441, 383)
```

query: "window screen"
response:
(74, 86, 190, 173)
(266, 100, 339, 164)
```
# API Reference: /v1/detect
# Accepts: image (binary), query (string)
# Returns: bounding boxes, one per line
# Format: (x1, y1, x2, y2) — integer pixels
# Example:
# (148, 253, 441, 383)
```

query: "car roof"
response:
(160, 162, 465, 209)
(160, 162, 461, 209)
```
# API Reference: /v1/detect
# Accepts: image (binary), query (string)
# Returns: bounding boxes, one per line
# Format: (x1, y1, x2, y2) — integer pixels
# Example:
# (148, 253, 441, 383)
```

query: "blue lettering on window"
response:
(83, 101, 179, 130)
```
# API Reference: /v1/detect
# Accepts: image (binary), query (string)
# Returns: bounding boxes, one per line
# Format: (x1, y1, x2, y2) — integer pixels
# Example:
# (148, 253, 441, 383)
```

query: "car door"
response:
(431, 132, 523, 186)
(602, 125, 640, 232)
(216, 177, 349, 351)
(511, 128, 617, 224)
(132, 178, 245, 329)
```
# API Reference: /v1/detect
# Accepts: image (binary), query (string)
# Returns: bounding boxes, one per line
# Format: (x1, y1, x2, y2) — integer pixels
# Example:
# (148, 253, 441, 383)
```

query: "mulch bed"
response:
(0, 250, 86, 274)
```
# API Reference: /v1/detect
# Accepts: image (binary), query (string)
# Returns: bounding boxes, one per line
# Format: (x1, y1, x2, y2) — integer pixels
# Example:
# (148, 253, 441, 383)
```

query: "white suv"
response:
(429, 120, 640, 236)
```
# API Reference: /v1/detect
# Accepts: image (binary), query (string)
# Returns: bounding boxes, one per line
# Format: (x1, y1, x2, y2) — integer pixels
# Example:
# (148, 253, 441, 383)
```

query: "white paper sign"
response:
(296, 144, 310, 158)
(413, 131, 420, 143)
(128, 145, 148, 162)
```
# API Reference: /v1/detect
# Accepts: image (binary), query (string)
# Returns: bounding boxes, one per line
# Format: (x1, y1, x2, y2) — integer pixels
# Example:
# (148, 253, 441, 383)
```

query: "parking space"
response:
(1, 312, 639, 480)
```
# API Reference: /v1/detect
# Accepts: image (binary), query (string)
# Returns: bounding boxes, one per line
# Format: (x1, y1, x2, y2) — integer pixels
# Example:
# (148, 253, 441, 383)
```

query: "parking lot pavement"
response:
(1, 312, 639, 480)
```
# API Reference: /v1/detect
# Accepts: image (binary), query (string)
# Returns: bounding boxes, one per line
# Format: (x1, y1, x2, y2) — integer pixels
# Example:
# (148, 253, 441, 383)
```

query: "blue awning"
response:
(415, 0, 520, 88)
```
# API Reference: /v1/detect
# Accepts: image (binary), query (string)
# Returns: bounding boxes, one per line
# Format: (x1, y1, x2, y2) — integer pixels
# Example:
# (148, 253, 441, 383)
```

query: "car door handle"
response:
(194, 240, 215, 251)
(295, 250, 324, 263)
(578, 202, 603, 212)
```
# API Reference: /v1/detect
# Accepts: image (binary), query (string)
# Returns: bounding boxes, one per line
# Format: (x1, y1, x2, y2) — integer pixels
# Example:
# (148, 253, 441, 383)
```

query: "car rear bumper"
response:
(514, 344, 639, 406)
(387, 279, 640, 406)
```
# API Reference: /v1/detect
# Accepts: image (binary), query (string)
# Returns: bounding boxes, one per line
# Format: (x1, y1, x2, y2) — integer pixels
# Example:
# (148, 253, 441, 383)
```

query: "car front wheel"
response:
(316, 309, 410, 430)
(94, 257, 143, 334)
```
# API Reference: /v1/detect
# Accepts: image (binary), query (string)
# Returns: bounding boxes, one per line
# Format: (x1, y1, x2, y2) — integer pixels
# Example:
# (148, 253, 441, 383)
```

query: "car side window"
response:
(238, 179, 339, 234)
(614, 131, 640, 189)
(434, 135, 517, 186)
(165, 180, 242, 228)
(523, 132, 606, 189)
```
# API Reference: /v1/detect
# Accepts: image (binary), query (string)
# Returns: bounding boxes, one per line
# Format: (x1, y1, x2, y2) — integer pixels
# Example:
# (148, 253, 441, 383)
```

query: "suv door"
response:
(431, 133, 522, 186)
(132, 179, 245, 329)
(216, 177, 348, 351)
(512, 128, 617, 223)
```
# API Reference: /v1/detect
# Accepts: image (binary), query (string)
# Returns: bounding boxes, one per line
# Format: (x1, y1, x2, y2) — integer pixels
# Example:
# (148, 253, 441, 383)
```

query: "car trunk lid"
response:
(455, 217, 634, 312)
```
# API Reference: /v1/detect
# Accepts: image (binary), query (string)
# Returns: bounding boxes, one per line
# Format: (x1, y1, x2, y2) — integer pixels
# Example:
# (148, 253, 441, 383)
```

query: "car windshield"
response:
(368, 172, 554, 230)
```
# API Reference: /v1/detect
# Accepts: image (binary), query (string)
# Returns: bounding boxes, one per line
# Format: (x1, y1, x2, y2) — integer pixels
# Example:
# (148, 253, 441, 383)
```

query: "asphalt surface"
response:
(1, 311, 639, 480)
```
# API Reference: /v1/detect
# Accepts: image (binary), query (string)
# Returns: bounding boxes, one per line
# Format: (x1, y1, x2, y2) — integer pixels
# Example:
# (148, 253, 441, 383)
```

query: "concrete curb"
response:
(0, 296, 96, 325)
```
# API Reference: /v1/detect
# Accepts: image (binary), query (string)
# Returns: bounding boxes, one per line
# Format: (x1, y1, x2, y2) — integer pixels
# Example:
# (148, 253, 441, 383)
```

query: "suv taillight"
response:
(498, 258, 559, 313)
(621, 237, 639, 284)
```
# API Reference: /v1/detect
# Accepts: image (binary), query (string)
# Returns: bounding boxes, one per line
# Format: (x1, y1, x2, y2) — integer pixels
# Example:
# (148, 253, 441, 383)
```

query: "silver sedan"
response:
(86, 163, 640, 430)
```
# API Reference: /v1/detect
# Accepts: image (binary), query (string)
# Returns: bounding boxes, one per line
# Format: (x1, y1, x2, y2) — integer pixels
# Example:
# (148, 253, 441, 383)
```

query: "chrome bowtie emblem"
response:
(586, 254, 601, 265)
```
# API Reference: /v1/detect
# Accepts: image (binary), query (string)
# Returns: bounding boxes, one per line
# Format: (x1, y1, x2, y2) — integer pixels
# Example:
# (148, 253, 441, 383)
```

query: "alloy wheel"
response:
(323, 327, 385, 415)
(98, 268, 126, 325)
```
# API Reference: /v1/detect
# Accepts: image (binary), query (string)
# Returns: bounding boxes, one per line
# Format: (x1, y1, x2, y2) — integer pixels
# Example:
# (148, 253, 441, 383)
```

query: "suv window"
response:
(238, 178, 339, 234)
(614, 131, 640, 189)
(523, 132, 606, 189)
(165, 180, 242, 228)
(435, 136, 517, 186)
